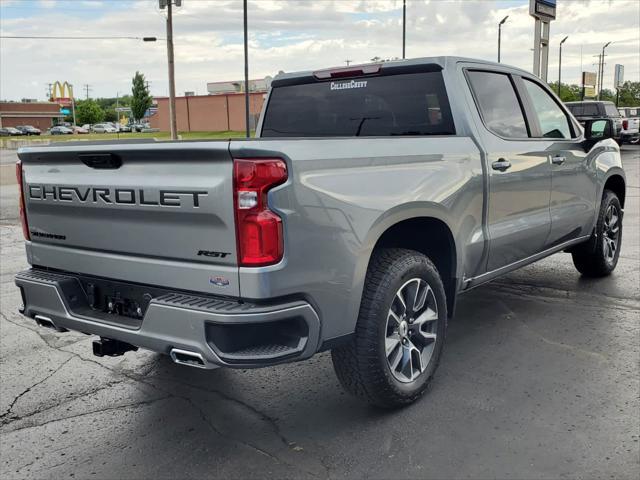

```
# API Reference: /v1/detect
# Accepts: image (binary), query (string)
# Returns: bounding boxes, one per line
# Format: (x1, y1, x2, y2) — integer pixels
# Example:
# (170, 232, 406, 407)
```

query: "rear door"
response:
(19, 142, 239, 293)
(516, 76, 596, 246)
(465, 68, 552, 272)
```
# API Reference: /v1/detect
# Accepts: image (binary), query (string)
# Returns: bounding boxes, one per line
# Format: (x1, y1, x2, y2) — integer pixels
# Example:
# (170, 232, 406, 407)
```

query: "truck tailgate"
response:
(18, 142, 239, 294)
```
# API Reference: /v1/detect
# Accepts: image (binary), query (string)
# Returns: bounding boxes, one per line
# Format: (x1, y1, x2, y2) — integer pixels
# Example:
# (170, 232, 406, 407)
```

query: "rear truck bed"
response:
(15, 141, 320, 368)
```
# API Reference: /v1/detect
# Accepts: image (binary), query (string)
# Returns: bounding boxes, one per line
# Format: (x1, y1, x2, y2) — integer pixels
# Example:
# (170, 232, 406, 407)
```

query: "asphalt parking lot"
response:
(0, 146, 638, 479)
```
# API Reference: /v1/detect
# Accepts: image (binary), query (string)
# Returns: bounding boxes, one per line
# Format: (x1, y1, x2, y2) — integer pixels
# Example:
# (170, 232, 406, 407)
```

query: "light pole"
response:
(498, 16, 508, 63)
(402, 0, 406, 59)
(557, 35, 568, 97)
(598, 41, 611, 100)
(243, 0, 250, 138)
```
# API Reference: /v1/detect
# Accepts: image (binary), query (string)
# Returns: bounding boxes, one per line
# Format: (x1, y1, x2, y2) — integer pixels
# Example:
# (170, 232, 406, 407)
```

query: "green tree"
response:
(131, 71, 152, 121)
(599, 89, 616, 102)
(617, 81, 640, 107)
(103, 109, 118, 123)
(76, 99, 104, 125)
(547, 82, 583, 102)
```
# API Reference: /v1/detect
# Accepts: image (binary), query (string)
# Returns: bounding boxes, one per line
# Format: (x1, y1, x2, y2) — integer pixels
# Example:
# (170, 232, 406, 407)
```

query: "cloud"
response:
(0, 0, 638, 100)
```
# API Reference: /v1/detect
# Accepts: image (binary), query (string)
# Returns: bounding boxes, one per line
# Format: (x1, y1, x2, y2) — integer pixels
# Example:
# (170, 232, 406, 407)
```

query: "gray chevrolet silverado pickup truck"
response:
(15, 57, 626, 407)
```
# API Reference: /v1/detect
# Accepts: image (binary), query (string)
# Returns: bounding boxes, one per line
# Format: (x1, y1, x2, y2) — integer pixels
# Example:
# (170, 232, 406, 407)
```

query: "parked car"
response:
(81, 124, 92, 131)
(0, 127, 13, 136)
(118, 124, 132, 132)
(131, 122, 150, 132)
(617, 107, 639, 144)
(49, 126, 74, 135)
(16, 125, 41, 136)
(15, 57, 626, 408)
(1, 127, 24, 136)
(73, 126, 90, 134)
(565, 101, 624, 144)
(92, 123, 118, 133)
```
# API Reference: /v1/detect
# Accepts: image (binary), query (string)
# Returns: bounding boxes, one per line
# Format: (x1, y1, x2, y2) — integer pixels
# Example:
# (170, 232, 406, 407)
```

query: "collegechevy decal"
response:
(330, 79, 368, 91)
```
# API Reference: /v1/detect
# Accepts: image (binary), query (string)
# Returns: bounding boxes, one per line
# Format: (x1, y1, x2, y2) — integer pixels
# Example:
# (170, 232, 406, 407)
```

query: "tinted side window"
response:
(604, 104, 620, 117)
(262, 72, 455, 137)
(523, 79, 572, 139)
(467, 71, 528, 138)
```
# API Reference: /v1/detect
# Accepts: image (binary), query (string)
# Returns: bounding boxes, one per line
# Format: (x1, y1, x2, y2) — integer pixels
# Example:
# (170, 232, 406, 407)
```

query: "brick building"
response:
(150, 92, 266, 133)
(0, 101, 63, 130)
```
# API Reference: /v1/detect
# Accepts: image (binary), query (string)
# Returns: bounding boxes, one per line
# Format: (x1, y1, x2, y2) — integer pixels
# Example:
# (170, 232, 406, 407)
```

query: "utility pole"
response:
(402, 0, 406, 59)
(83, 84, 91, 99)
(162, 0, 178, 140)
(345, 59, 352, 66)
(557, 36, 568, 97)
(69, 84, 76, 126)
(598, 41, 611, 100)
(498, 16, 508, 63)
(46, 83, 53, 100)
(593, 54, 602, 99)
(243, 0, 250, 138)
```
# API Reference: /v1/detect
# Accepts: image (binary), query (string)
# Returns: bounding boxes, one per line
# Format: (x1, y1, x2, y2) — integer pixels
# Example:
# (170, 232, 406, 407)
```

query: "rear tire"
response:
(572, 190, 622, 277)
(331, 248, 447, 408)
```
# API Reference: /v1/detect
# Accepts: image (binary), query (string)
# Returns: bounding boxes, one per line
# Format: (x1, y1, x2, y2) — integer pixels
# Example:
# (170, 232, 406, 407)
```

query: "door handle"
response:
(551, 155, 566, 165)
(491, 158, 511, 172)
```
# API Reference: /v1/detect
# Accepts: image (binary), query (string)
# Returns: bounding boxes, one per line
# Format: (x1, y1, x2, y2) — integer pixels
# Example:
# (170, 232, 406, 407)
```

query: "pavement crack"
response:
(0, 356, 73, 422)
(1, 396, 172, 435)
(0, 379, 126, 428)
(178, 394, 286, 466)
(492, 281, 639, 311)
(499, 303, 610, 363)
(172, 378, 291, 447)
(0, 311, 64, 350)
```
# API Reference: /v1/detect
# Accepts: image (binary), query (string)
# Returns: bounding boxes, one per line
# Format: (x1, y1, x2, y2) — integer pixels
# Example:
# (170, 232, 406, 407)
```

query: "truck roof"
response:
(272, 56, 534, 85)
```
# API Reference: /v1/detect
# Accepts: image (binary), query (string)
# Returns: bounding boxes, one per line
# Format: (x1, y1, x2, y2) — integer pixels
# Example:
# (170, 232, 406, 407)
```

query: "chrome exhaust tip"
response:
(34, 314, 68, 332)
(170, 348, 208, 369)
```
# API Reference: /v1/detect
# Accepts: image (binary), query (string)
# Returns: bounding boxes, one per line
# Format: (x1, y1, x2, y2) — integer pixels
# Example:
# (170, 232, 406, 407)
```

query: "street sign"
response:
(530, 0, 556, 20)
(584, 86, 596, 98)
(614, 64, 624, 89)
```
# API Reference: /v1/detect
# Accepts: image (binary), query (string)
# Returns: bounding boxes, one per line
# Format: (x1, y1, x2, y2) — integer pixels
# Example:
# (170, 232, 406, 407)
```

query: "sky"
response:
(0, 0, 638, 101)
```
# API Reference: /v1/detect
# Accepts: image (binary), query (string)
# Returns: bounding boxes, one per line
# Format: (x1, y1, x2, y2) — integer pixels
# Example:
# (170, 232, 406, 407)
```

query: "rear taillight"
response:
(15, 160, 30, 240)
(622, 119, 628, 130)
(233, 158, 287, 267)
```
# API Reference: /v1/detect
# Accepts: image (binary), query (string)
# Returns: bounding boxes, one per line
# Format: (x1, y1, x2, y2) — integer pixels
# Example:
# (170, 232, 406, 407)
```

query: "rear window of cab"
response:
(261, 72, 455, 137)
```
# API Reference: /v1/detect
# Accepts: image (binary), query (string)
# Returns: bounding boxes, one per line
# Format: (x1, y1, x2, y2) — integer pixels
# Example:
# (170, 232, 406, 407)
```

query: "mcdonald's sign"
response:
(51, 81, 74, 107)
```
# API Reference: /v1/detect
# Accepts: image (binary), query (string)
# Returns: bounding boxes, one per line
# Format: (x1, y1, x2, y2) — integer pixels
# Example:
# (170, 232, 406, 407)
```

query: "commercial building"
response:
(150, 92, 266, 132)
(0, 101, 64, 130)
(206, 77, 272, 95)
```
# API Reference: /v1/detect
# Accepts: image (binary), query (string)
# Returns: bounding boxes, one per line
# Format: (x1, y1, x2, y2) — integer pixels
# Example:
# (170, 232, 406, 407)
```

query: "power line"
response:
(0, 35, 161, 41)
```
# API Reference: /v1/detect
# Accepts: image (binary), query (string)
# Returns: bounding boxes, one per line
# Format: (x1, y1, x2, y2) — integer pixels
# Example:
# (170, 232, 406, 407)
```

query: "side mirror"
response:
(584, 118, 614, 141)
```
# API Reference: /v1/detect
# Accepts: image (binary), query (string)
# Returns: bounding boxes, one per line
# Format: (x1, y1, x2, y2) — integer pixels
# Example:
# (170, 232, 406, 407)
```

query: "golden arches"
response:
(51, 81, 73, 100)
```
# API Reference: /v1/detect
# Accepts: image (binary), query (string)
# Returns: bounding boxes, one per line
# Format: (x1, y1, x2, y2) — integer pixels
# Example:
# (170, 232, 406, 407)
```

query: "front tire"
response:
(572, 190, 623, 277)
(331, 248, 448, 408)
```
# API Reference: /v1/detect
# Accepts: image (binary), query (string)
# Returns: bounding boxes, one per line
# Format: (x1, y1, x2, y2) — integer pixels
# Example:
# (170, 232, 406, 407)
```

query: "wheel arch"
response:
(369, 216, 458, 317)
(603, 173, 626, 208)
